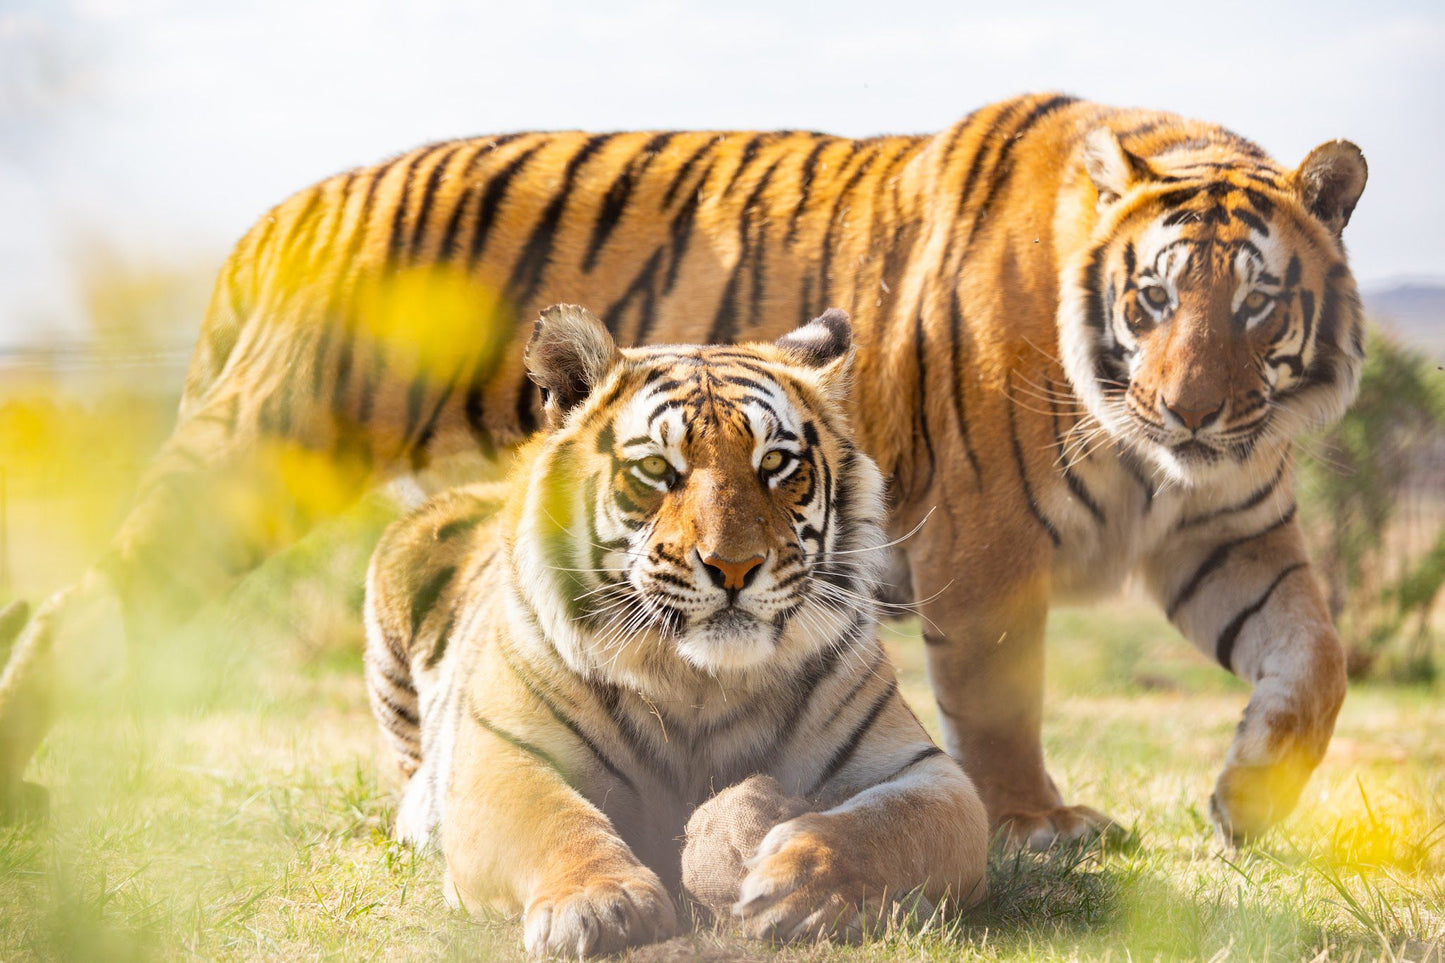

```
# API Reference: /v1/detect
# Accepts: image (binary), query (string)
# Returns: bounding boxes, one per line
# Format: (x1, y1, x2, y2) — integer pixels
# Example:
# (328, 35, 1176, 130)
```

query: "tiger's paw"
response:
(1210, 757, 1312, 846)
(523, 864, 677, 958)
(733, 815, 879, 943)
(994, 804, 1120, 852)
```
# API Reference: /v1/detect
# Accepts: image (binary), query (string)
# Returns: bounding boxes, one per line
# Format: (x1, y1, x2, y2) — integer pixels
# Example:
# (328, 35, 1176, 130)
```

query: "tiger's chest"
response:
(1037, 447, 1187, 601)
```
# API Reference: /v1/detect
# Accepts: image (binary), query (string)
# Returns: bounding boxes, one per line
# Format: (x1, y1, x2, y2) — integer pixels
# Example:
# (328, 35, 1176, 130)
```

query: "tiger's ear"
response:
(525, 304, 620, 427)
(1293, 140, 1367, 237)
(776, 308, 854, 401)
(1082, 128, 1154, 207)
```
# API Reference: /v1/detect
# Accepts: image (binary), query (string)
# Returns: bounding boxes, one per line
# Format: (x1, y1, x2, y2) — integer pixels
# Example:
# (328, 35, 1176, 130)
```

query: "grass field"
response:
(0, 520, 1441, 961)
(0, 384, 1442, 961)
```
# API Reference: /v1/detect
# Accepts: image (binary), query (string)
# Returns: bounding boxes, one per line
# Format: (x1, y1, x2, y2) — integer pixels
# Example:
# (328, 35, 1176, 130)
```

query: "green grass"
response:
(1, 523, 1441, 962)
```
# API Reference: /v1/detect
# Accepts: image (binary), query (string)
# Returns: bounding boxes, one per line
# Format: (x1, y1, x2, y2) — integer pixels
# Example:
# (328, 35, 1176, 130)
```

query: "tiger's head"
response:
(507, 305, 887, 685)
(1058, 127, 1368, 484)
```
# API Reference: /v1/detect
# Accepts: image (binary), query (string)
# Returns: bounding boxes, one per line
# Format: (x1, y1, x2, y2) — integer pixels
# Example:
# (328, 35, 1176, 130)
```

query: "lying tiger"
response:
(363, 306, 988, 955)
(1, 94, 1367, 849)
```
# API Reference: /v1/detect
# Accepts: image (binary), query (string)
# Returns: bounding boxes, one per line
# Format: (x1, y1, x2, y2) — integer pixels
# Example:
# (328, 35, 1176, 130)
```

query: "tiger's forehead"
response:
(1127, 177, 1301, 283)
(605, 348, 807, 453)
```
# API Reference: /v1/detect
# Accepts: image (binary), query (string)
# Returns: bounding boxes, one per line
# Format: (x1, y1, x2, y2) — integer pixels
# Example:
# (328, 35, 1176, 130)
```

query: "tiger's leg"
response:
(443, 671, 677, 957)
(0, 376, 383, 810)
(736, 693, 989, 941)
(907, 512, 1114, 850)
(921, 590, 1114, 849)
(1145, 514, 1346, 843)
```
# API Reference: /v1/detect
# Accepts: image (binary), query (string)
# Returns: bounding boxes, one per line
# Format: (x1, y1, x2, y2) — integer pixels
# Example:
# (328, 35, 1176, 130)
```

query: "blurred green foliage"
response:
(1299, 327, 1445, 681)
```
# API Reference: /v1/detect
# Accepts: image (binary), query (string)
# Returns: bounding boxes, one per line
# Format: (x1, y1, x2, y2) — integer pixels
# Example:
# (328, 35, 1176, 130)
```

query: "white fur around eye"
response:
(766, 457, 800, 486)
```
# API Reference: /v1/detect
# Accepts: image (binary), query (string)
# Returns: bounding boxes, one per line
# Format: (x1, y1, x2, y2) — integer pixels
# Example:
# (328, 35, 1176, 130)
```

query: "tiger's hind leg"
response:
(0, 365, 390, 810)
(363, 484, 507, 846)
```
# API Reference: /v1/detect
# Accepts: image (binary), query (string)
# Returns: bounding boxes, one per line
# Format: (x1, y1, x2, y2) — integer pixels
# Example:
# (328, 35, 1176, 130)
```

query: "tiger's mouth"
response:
(1169, 439, 1220, 461)
(676, 609, 777, 673)
(704, 607, 762, 633)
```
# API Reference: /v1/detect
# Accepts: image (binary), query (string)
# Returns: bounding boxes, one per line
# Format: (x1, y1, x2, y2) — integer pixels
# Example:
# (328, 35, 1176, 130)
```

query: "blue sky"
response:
(1, 0, 1442, 346)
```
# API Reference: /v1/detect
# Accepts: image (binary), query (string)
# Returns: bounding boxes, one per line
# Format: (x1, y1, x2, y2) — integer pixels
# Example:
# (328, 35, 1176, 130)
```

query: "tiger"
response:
(362, 305, 989, 955)
(0, 93, 1367, 849)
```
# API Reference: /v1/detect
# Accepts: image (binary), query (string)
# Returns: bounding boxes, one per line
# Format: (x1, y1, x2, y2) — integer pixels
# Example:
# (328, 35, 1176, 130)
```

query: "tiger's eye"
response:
(1141, 285, 1170, 310)
(760, 450, 786, 472)
(639, 455, 670, 479)
(1244, 291, 1272, 314)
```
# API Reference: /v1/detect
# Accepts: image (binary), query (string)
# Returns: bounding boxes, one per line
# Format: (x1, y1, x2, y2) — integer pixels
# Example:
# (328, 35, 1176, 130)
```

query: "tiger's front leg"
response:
(734, 698, 989, 941)
(1146, 513, 1347, 842)
(442, 694, 677, 958)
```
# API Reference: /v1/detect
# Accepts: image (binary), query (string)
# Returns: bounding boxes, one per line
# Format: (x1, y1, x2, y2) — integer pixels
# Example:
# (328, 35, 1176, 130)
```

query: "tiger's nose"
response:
(1159, 396, 1224, 432)
(699, 552, 765, 591)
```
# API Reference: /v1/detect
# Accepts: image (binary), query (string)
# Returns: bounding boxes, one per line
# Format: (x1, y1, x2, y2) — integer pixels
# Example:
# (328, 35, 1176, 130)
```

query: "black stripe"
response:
(275, 187, 324, 277)
(1298, 286, 1316, 349)
(435, 135, 524, 260)
(365, 652, 415, 696)
(707, 158, 783, 344)
(820, 649, 886, 728)
(1234, 207, 1269, 236)
(356, 342, 385, 425)
(784, 137, 832, 246)
(961, 95, 1078, 253)
(407, 378, 458, 469)
(1167, 505, 1298, 619)
(947, 289, 985, 484)
(406, 143, 467, 260)
(953, 99, 1025, 220)
(909, 308, 936, 498)
(764, 620, 859, 756)
(816, 146, 880, 308)
(1177, 457, 1288, 530)
(583, 132, 675, 273)
(601, 249, 664, 341)
(721, 134, 767, 196)
(464, 141, 547, 268)
(594, 684, 679, 787)
(328, 158, 396, 412)
(500, 649, 639, 794)
(387, 143, 449, 264)
(660, 136, 719, 209)
(807, 681, 898, 796)
(880, 746, 946, 785)
(1215, 562, 1308, 671)
(307, 172, 359, 397)
(409, 564, 457, 637)
(1047, 372, 1105, 524)
(661, 157, 717, 294)
(467, 700, 567, 777)
(374, 688, 419, 728)
(1005, 372, 1062, 547)
(502, 133, 613, 309)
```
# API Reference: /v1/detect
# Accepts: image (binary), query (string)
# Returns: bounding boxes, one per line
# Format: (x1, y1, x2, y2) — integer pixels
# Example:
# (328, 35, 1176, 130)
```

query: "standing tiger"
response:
(364, 306, 988, 955)
(0, 93, 1366, 847)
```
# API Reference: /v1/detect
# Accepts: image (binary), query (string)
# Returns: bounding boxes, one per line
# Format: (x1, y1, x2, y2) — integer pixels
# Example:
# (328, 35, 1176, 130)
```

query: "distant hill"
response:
(1363, 281, 1445, 359)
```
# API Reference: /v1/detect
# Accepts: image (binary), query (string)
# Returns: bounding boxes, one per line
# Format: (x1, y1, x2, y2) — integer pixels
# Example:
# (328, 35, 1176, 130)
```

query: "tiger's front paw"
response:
(523, 863, 677, 958)
(1211, 755, 1313, 845)
(732, 815, 882, 943)
(994, 804, 1120, 852)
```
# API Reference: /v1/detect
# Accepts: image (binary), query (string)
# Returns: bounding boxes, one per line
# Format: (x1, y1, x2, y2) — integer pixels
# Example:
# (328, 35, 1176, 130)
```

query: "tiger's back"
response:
(185, 128, 930, 470)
